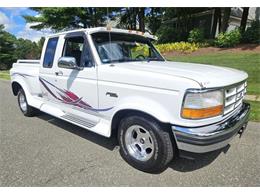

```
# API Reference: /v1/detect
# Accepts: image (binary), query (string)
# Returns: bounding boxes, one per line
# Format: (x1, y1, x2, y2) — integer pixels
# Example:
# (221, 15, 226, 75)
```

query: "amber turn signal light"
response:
(181, 105, 223, 119)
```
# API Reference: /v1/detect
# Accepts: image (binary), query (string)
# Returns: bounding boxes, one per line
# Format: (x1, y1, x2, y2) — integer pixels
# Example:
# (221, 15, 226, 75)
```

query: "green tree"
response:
(0, 24, 43, 70)
(37, 37, 45, 57)
(157, 8, 210, 43)
(24, 8, 109, 31)
(15, 38, 40, 59)
(0, 25, 17, 70)
(241, 20, 260, 44)
(115, 8, 150, 32)
(146, 8, 164, 34)
(118, 8, 138, 30)
(24, 7, 162, 34)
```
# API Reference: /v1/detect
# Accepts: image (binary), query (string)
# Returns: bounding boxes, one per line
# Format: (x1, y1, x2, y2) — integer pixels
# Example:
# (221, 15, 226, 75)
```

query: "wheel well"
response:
(111, 109, 171, 138)
(12, 82, 22, 96)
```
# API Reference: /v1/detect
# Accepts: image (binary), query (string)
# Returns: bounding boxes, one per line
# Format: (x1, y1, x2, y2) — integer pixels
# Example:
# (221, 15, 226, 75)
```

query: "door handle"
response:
(55, 71, 63, 76)
(106, 92, 118, 98)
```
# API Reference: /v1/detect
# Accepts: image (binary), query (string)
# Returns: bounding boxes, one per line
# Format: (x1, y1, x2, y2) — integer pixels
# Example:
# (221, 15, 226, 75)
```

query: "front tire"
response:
(118, 115, 175, 173)
(17, 88, 37, 117)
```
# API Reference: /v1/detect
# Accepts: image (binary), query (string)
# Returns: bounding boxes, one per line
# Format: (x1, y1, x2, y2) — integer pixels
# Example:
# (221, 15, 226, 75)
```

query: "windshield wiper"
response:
(146, 57, 162, 62)
(104, 58, 131, 64)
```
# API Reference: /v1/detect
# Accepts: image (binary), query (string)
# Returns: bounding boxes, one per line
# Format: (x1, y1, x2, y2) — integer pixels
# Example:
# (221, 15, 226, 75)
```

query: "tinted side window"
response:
(63, 36, 94, 67)
(63, 37, 84, 66)
(43, 37, 59, 68)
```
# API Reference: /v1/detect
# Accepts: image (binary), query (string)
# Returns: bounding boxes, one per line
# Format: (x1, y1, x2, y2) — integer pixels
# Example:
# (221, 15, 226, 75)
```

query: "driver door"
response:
(53, 32, 100, 123)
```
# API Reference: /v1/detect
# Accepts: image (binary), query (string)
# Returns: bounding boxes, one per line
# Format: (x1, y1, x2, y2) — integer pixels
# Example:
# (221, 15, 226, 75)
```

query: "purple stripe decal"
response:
(11, 73, 35, 78)
(39, 77, 113, 112)
(39, 77, 63, 101)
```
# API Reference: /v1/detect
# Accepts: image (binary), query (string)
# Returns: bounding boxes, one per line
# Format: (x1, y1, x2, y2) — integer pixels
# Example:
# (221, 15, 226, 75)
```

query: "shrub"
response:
(241, 20, 260, 44)
(155, 42, 200, 53)
(215, 29, 241, 48)
(188, 28, 204, 43)
(201, 39, 215, 47)
(157, 25, 189, 43)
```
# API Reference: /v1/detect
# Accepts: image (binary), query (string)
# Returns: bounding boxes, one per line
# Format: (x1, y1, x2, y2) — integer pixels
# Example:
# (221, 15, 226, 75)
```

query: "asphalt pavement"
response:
(0, 79, 259, 186)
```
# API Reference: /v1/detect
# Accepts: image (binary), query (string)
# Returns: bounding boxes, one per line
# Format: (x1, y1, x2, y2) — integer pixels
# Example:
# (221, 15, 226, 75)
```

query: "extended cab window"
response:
(63, 36, 93, 67)
(43, 37, 59, 68)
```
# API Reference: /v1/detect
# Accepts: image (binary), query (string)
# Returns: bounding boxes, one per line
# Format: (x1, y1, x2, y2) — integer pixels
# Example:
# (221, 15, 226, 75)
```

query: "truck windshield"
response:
(91, 32, 164, 64)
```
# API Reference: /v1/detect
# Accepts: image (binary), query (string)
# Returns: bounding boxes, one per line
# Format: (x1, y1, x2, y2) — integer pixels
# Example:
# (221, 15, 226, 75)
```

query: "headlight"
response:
(181, 89, 224, 119)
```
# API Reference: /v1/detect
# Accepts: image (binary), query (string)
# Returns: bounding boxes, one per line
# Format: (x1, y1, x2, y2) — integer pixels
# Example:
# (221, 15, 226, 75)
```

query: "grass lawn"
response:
(0, 70, 10, 80)
(167, 52, 260, 95)
(245, 101, 260, 122)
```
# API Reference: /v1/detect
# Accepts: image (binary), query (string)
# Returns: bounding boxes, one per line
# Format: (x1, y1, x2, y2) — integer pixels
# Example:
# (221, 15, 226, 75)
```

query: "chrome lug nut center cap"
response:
(140, 138, 145, 144)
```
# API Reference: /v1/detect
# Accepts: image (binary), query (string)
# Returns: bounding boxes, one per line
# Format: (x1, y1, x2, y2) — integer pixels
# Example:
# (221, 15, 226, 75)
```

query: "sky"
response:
(0, 7, 51, 42)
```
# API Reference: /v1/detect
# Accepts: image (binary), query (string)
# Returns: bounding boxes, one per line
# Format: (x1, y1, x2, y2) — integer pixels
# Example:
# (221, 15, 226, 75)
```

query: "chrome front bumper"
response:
(172, 102, 250, 153)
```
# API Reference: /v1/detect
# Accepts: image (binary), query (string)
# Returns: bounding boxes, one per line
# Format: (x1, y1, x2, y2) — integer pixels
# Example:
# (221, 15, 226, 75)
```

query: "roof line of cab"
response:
(46, 27, 157, 40)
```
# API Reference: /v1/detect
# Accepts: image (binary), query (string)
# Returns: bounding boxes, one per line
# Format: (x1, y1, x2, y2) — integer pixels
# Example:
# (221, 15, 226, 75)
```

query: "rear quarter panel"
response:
(10, 63, 41, 102)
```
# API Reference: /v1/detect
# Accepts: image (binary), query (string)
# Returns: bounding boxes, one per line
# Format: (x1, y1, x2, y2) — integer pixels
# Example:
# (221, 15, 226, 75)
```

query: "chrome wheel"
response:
(124, 125, 154, 161)
(19, 92, 27, 112)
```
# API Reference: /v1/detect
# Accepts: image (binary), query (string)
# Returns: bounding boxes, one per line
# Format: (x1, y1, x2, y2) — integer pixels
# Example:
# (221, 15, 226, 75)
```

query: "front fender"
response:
(111, 96, 173, 124)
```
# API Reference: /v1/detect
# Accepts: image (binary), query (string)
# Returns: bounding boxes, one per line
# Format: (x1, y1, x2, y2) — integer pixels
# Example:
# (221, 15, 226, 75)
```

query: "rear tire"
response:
(17, 88, 37, 117)
(118, 115, 175, 173)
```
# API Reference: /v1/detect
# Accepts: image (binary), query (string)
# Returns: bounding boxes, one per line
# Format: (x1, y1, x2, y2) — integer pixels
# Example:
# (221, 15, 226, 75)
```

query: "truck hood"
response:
(114, 61, 248, 88)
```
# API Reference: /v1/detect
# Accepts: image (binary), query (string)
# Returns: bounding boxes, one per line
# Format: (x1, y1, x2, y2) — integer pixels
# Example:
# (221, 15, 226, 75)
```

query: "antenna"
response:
(106, 7, 112, 64)
(106, 7, 112, 30)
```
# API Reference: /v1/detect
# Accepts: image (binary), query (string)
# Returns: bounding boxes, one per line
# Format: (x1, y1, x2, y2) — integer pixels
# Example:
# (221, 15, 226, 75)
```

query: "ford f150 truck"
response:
(10, 27, 250, 173)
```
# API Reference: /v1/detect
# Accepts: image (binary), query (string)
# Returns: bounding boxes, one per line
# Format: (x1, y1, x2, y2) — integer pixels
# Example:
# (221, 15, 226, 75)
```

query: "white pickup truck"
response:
(10, 27, 250, 173)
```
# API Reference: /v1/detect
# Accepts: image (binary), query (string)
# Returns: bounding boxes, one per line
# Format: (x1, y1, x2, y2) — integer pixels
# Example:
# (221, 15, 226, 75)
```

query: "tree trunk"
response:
(240, 7, 249, 33)
(218, 9, 222, 33)
(138, 8, 145, 32)
(128, 8, 136, 30)
(221, 7, 231, 33)
(93, 8, 97, 27)
(88, 8, 94, 27)
(211, 8, 221, 38)
(132, 8, 137, 30)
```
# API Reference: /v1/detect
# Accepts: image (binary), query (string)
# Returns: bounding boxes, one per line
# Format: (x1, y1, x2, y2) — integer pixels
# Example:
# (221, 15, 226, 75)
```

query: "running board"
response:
(40, 103, 65, 117)
(38, 101, 110, 137)
(61, 113, 97, 129)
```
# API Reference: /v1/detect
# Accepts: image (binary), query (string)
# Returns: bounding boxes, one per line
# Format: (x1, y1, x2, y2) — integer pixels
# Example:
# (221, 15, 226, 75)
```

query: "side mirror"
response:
(58, 57, 81, 70)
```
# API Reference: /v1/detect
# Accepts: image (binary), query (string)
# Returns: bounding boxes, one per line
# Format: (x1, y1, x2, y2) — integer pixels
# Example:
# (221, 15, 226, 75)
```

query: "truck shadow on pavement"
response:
(37, 113, 230, 173)
(168, 145, 230, 172)
(37, 113, 118, 151)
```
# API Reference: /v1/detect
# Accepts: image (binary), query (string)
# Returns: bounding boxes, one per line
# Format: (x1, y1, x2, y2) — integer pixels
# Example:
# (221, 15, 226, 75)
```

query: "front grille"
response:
(224, 81, 247, 115)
